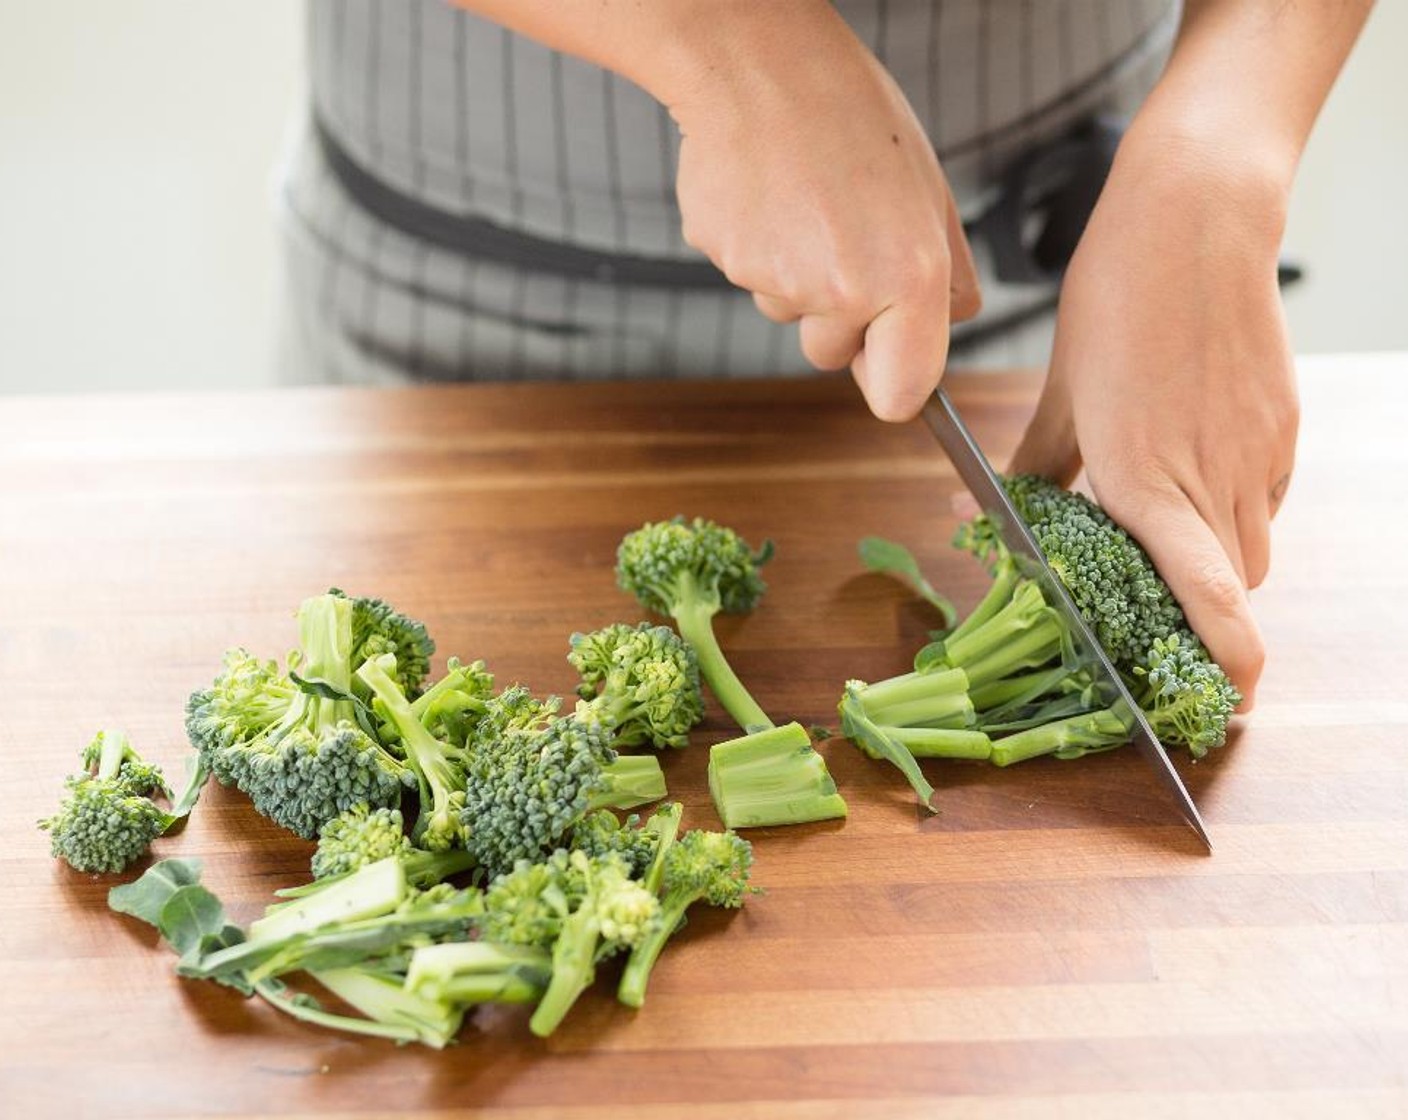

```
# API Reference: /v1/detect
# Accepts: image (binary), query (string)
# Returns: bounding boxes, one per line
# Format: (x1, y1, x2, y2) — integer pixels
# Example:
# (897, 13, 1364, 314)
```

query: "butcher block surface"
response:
(2, 355, 1405, 1118)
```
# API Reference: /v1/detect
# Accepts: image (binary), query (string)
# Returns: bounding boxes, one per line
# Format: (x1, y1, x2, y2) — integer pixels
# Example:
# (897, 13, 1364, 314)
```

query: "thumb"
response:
(853, 297, 951, 422)
(1008, 371, 1081, 485)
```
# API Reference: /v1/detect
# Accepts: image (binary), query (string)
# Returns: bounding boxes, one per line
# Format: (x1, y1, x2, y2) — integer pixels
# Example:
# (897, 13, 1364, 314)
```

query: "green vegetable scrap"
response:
(708, 722, 848, 829)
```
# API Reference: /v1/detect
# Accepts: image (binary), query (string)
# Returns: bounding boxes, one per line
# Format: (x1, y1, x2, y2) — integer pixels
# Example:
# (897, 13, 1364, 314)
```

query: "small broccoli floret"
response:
(479, 850, 586, 950)
(186, 595, 413, 839)
(467, 685, 560, 752)
(530, 850, 659, 1037)
(356, 654, 468, 852)
(616, 516, 775, 734)
(569, 622, 704, 749)
(329, 588, 436, 700)
(40, 730, 176, 874)
(461, 713, 665, 879)
(184, 648, 297, 783)
(312, 804, 414, 880)
(477, 849, 660, 1036)
(405, 658, 496, 745)
(1137, 634, 1240, 759)
(707, 722, 848, 828)
(617, 829, 755, 1008)
(569, 802, 682, 881)
(570, 810, 656, 878)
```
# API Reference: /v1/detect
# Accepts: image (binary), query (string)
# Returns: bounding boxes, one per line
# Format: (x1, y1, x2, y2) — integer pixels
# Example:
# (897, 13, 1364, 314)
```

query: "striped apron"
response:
(278, 0, 1178, 384)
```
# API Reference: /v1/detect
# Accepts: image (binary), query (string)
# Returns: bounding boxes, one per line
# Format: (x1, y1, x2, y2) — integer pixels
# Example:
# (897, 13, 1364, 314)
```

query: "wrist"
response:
(622, 0, 856, 120)
(1113, 109, 1294, 249)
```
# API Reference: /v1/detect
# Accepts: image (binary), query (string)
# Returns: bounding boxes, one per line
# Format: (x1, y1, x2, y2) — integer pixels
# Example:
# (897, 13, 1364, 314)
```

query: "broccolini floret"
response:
(615, 516, 774, 733)
(460, 711, 666, 878)
(311, 804, 413, 880)
(617, 829, 755, 1008)
(40, 730, 176, 873)
(329, 587, 436, 700)
(356, 654, 469, 852)
(185, 594, 413, 839)
(569, 802, 684, 882)
(569, 622, 704, 749)
(473, 849, 660, 1035)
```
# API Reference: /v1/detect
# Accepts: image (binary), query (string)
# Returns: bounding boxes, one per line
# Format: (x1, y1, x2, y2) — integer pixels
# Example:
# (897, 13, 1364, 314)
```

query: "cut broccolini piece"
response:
(707, 722, 848, 828)
(616, 516, 774, 734)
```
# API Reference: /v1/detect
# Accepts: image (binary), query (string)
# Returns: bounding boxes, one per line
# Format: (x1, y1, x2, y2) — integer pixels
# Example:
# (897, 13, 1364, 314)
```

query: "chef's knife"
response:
(923, 387, 1212, 852)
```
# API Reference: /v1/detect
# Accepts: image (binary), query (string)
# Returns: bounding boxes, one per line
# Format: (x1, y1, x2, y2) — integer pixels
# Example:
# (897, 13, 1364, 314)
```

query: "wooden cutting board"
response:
(2, 358, 1404, 1118)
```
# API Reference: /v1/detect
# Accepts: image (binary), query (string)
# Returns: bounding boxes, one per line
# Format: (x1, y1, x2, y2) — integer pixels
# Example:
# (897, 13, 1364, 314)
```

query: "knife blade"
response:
(923, 387, 1212, 852)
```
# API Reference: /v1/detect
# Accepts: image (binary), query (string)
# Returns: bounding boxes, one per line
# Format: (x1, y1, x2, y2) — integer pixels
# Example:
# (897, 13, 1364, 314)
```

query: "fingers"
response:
(853, 296, 951, 421)
(1008, 375, 1081, 486)
(799, 315, 865, 371)
(753, 292, 798, 324)
(1117, 489, 1266, 708)
(1238, 495, 1272, 590)
(944, 189, 982, 323)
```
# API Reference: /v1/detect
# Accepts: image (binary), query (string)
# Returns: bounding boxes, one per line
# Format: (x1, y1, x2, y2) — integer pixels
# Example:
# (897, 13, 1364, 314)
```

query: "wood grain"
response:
(2, 357, 1405, 1117)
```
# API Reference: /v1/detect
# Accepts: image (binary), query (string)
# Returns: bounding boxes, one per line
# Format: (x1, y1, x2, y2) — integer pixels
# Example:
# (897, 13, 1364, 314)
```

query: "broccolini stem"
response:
(254, 978, 421, 1044)
(838, 687, 938, 812)
(968, 666, 1073, 712)
(589, 754, 668, 811)
(92, 729, 130, 782)
(885, 726, 993, 759)
(671, 597, 773, 734)
(617, 894, 693, 1009)
(988, 708, 1131, 766)
(946, 558, 1022, 644)
(853, 668, 968, 712)
(528, 906, 601, 1037)
(863, 691, 974, 730)
(407, 942, 552, 1004)
(707, 723, 847, 829)
(958, 611, 1065, 688)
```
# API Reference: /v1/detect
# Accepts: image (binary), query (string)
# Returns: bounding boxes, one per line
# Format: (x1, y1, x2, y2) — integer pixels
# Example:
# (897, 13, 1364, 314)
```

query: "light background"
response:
(1, 1, 1404, 394)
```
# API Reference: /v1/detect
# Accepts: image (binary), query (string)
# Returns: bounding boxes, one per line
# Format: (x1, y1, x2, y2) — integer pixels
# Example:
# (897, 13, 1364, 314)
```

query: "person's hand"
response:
(662, 3, 980, 420)
(1009, 132, 1299, 706)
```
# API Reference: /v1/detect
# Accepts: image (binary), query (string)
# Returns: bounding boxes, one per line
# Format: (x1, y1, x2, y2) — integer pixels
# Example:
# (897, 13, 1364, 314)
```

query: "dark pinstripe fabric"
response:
(281, 0, 1180, 385)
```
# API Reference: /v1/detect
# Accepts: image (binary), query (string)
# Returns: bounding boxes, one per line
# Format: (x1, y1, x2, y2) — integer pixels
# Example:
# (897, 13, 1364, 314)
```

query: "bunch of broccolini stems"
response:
(841, 474, 1240, 809)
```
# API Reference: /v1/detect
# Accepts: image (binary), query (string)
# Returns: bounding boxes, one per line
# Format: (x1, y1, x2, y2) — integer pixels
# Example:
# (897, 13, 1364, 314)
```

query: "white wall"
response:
(0, 1, 1402, 395)
(0, 1, 302, 393)
(1282, 0, 1408, 353)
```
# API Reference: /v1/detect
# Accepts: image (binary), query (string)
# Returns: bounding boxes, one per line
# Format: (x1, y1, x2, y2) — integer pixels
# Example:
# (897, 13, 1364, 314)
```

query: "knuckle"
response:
(1188, 556, 1247, 616)
(953, 281, 983, 321)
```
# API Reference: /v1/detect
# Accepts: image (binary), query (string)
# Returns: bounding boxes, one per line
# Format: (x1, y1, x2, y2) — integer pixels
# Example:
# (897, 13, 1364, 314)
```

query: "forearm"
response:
(448, 0, 842, 111)
(1131, 0, 1373, 199)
